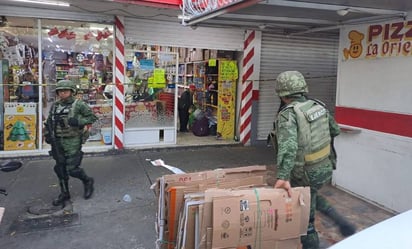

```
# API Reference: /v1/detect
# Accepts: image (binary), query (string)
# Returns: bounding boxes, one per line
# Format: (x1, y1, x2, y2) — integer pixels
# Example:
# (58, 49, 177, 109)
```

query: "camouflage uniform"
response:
(274, 71, 341, 249)
(44, 80, 98, 207)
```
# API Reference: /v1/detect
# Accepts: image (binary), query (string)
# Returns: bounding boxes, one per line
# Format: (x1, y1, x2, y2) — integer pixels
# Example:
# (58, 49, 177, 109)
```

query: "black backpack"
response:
(192, 117, 209, 136)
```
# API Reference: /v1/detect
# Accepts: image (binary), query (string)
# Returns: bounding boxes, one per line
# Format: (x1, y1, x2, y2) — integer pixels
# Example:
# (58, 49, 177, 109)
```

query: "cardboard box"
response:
(179, 48, 187, 63)
(236, 238, 301, 249)
(204, 49, 210, 60)
(158, 165, 268, 191)
(154, 166, 309, 249)
(210, 50, 218, 59)
(190, 48, 204, 62)
(211, 187, 310, 248)
(155, 166, 269, 249)
(217, 50, 234, 60)
(164, 177, 268, 248)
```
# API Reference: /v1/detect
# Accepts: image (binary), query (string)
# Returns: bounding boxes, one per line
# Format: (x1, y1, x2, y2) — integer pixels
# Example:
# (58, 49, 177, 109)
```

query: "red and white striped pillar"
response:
(114, 16, 125, 149)
(239, 30, 261, 145)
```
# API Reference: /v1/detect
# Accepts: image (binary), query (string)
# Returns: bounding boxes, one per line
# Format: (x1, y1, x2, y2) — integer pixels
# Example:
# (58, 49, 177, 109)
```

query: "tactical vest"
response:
(51, 99, 83, 137)
(288, 99, 331, 166)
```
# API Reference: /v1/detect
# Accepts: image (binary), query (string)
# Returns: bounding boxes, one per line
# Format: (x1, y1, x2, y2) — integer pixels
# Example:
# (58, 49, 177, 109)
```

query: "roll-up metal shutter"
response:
(125, 18, 244, 51)
(256, 32, 339, 141)
(0, 6, 112, 23)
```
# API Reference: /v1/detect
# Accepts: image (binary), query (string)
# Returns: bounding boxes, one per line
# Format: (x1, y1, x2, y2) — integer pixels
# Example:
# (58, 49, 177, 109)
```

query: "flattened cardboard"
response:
(221, 238, 301, 249)
(159, 165, 268, 190)
(211, 187, 310, 249)
(155, 166, 309, 249)
(158, 167, 269, 249)
(166, 176, 267, 244)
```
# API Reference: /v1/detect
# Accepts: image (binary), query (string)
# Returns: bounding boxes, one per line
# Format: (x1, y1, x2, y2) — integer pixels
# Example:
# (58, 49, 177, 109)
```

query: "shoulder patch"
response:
(278, 107, 293, 122)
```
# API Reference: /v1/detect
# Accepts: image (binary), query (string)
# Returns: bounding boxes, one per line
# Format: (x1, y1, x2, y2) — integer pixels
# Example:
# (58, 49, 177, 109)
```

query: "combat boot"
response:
(52, 192, 71, 207)
(324, 207, 356, 236)
(52, 179, 70, 207)
(68, 168, 94, 199)
(83, 177, 94, 199)
(301, 223, 319, 249)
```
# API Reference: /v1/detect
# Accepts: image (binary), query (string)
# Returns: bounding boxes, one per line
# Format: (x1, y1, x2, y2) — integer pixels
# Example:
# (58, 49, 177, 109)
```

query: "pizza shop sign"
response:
(342, 20, 412, 60)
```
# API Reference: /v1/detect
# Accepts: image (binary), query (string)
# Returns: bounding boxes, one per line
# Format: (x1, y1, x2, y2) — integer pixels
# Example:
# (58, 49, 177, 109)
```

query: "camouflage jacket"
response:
(45, 96, 98, 138)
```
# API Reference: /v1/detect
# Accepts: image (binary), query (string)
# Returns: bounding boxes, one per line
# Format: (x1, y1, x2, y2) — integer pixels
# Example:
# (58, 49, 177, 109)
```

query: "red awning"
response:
(114, 0, 181, 8)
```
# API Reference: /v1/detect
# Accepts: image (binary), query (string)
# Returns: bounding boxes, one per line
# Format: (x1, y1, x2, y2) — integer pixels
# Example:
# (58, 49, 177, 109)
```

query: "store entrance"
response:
(122, 50, 178, 147)
(175, 49, 239, 145)
(123, 44, 241, 147)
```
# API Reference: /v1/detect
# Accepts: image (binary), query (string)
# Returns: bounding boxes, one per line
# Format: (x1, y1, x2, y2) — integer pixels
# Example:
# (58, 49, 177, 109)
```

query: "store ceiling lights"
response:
(13, 0, 70, 7)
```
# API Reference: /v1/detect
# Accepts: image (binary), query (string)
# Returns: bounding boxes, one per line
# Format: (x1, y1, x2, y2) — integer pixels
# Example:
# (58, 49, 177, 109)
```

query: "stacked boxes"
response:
(179, 48, 235, 63)
(154, 165, 310, 249)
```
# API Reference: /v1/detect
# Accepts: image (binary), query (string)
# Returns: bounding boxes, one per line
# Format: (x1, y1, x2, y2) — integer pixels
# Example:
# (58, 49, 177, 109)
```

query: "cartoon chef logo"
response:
(343, 30, 365, 60)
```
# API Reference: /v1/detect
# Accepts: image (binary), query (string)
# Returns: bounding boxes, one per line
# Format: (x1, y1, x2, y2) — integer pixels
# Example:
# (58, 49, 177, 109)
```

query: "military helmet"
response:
(56, 80, 76, 94)
(275, 71, 308, 97)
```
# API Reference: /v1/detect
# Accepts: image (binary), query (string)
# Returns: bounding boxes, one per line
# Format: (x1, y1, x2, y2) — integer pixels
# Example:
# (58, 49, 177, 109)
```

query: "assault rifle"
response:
(45, 117, 66, 166)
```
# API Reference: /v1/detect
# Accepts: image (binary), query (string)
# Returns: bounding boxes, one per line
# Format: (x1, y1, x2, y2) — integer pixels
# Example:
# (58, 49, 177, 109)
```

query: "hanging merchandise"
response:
(66, 31, 76, 40)
(48, 27, 76, 40)
(57, 28, 68, 39)
(84, 31, 94, 41)
(0, 32, 9, 49)
(1, 43, 25, 66)
(76, 53, 85, 63)
(48, 27, 59, 36)
(96, 27, 112, 41)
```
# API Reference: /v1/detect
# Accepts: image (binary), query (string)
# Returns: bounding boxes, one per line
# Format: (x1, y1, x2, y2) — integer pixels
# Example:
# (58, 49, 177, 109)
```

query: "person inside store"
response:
(44, 79, 98, 208)
(178, 84, 196, 132)
(206, 80, 218, 106)
(272, 71, 356, 249)
(15, 71, 39, 102)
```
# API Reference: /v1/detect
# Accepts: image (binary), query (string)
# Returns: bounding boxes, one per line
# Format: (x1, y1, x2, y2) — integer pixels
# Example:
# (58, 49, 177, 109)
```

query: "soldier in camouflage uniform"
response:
(273, 71, 355, 249)
(44, 80, 98, 208)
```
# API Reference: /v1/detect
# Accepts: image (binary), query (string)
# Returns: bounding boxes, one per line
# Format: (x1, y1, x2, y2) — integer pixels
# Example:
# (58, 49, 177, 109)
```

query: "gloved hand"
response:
(68, 117, 80, 127)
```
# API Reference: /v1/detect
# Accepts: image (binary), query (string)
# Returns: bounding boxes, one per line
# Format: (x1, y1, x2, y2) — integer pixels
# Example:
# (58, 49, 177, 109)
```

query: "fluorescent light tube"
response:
(13, 0, 70, 7)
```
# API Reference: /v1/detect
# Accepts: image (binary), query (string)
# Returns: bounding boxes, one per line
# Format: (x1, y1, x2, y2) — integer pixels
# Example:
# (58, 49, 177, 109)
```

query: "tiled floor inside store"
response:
(79, 129, 240, 150)
(176, 130, 240, 147)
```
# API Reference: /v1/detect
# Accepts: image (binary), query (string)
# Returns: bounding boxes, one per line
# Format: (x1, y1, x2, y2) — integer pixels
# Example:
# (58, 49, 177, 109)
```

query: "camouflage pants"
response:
(291, 161, 333, 249)
(300, 188, 320, 249)
(53, 137, 84, 180)
(299, 195, 333, 249)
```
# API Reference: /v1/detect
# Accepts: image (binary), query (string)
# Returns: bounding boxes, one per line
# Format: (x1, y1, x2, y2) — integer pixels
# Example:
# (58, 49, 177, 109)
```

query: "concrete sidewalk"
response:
(0, 145, 394, 249)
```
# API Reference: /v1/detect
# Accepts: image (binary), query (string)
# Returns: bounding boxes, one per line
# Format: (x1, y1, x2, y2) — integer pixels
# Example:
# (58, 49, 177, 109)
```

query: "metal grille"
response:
(256, 32, 339, 140)
(125, 18, 244, 51)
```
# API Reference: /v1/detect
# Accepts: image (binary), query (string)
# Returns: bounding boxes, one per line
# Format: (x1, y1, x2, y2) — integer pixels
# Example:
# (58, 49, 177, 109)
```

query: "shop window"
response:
(40, 19, 114, 146)
(0, 17, 115, 151)
(123, 47, 178, 130)
(0, 17, 39, 151)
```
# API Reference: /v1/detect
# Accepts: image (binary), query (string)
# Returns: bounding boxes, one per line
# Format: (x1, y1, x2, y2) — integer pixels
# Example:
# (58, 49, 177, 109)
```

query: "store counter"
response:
(90, 100, 171, 131)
